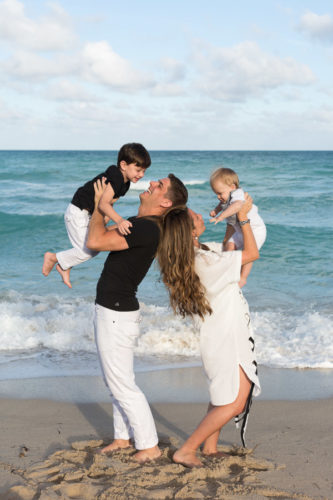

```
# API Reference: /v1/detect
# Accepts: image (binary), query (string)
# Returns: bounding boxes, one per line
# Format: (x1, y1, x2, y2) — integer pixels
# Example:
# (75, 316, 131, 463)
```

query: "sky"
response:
(1, 0, 333, 150)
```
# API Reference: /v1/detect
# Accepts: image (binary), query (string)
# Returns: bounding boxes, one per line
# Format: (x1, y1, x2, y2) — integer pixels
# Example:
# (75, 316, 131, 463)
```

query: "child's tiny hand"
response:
(117, 218, 133, 235)
(210, 215, 223, 225)
(210, 209, 217, 217)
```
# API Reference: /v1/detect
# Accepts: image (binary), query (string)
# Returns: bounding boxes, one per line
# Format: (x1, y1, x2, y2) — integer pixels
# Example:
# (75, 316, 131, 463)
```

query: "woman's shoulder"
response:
(195, 242, 242, 266)
(199, 241, 222, 253)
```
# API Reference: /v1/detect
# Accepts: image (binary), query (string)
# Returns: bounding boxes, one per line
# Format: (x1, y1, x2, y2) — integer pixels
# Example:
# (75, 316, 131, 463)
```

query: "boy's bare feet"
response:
(133, 445, 161, 463)
(42, 252, 57, 276)
(173, 449, 203, 468)
(56, 264, 72, 288)
(98, 439, 132, 454)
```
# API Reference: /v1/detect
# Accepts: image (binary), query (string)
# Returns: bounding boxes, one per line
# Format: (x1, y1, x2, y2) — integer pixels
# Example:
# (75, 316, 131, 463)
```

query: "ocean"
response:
(0, 150, 332, 381)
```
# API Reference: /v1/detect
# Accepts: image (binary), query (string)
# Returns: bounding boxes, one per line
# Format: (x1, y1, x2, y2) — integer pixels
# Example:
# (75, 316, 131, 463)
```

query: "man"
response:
(87, 174, 188, 462)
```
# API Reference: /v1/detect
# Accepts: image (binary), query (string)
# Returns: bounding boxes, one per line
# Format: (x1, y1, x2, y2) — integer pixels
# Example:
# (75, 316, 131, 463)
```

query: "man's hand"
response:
(94, 177, 107, 207)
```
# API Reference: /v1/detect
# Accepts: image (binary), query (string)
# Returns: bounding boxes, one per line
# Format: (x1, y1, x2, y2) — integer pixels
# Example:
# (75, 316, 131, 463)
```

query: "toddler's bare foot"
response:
(239, 277, 247, 288)
(42, 252, 57, 276)
(173, 449, 203, 468)
(133, 445, 161, 463)
(56, 264, 72, 288)
(98, 439, 132, 454)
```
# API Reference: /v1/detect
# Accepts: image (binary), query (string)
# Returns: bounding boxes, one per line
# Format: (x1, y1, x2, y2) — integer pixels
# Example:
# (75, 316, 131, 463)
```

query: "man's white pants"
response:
(56, 204, 98, 271)
(94, 304, 158, 450)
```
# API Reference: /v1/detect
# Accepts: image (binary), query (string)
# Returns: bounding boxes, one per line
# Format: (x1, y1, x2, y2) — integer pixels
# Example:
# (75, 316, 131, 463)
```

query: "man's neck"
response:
(137, 205, 165, 217)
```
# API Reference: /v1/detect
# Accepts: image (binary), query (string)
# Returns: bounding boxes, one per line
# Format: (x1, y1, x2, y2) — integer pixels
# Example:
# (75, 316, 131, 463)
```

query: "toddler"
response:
(209, 167, 266, 287)
(42, 142, 150, 288)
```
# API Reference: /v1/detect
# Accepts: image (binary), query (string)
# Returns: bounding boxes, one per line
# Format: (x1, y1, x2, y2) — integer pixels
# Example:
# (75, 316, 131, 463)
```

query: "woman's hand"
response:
(238, 192, 253, 221)
(94, 177, 107, 207)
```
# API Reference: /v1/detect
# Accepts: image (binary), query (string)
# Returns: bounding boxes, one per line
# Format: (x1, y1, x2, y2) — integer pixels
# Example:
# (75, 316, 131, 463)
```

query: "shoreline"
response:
(1, 397, 332, 499)
(1, 366, 333, 498)
(0, 365, 333, 403)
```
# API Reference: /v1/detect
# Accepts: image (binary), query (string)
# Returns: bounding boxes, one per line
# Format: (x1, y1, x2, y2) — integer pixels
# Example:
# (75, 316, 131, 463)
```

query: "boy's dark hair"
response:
(166, 173, 188, 206)
(117, 143, 151, 168)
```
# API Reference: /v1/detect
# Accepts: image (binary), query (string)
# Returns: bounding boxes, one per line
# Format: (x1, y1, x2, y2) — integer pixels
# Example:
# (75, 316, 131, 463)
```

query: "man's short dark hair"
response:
(117, 143, 151, 168)
(167, 174, 188, 206)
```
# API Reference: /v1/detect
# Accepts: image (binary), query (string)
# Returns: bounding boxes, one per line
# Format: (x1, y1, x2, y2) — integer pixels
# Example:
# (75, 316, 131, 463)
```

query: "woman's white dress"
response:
(195, 242, 261, 445)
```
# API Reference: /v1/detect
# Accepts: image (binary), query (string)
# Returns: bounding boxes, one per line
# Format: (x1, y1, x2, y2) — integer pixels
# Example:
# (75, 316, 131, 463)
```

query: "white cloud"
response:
(59, 102, 116, 123)
(298, 11, 333, 43)
(0, 0, 76, 51)
(151, 83, 185, 97)
(0, 98, 25, 120)
(193, 41, 315, 102)
(46, 80, 102, 102)
(160, 57, 186, 82)
(2, 50, 75, 80)
(81, 41, 154, 92)
(310, 105, 333, 123)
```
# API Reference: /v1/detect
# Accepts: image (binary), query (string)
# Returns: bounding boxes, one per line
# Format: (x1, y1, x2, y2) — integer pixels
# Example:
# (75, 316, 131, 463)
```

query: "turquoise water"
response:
(0, 150, 332, 378)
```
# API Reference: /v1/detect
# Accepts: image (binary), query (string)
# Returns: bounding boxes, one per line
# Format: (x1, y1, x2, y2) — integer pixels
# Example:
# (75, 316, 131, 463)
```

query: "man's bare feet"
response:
(173, 449, 203, 468)
(56, 264, 72, 288)
(133, 445, 161, 463)
(98, 439, 132, 454)
(42, 252, 57, 276)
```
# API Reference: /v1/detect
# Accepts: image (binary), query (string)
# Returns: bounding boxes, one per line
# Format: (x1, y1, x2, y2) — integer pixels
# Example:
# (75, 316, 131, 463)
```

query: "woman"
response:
(158, 195, 260, 468)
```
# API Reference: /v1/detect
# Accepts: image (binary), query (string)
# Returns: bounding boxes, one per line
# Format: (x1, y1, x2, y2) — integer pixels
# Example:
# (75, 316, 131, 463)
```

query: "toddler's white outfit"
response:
(222, 188, 266, 250)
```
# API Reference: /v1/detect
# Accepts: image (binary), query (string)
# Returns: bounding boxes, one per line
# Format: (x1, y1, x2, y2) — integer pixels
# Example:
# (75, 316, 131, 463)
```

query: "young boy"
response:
(209, 167, 266, 287)
(42, 143, 151, 288)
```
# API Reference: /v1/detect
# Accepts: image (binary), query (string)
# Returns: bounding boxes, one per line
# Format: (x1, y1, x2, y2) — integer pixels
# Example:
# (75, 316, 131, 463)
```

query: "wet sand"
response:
(1, 396, 332, 499)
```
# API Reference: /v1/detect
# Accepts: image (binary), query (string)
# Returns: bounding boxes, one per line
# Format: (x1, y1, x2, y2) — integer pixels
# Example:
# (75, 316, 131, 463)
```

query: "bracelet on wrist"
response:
(239, 219, 250, 226)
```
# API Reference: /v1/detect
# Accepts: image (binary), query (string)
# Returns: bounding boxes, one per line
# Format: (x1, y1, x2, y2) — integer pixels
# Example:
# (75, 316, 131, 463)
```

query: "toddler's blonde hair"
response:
(210, 167, 239, 189)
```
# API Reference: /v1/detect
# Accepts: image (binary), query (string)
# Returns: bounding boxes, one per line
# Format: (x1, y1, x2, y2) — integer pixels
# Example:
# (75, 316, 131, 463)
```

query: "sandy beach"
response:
(1, 369, 332, 499)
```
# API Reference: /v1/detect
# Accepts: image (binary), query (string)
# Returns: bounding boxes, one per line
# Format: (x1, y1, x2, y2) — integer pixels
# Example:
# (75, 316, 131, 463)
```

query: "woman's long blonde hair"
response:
(156, 206, 212, 320)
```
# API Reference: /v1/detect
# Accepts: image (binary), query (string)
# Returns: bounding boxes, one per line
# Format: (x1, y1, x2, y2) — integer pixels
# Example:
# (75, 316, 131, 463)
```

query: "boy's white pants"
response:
(56, 204, 98, 271)
(94, 304, 158, 450)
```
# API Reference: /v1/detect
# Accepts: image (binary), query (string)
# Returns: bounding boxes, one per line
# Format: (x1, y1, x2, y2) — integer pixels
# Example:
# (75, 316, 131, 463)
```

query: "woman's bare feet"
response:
(99, 439, 132, 454)
(173, 448, 203, 468)
(56, 264, 72, 288)
(42, 252, 57, 276)
(133, 445, 161, 463)
(202, 450, 228, 458)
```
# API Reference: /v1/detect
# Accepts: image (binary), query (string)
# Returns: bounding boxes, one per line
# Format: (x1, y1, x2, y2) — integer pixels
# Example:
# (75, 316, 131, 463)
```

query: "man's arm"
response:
(86, 179, 129, 252)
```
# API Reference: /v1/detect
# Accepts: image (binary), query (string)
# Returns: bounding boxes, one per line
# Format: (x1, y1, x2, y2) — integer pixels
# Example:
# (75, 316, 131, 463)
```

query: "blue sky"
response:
(1, 0, 333, 149)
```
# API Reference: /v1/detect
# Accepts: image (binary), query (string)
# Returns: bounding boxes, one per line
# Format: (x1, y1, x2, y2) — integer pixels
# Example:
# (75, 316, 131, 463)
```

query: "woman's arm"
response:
(239, 194, 259, 265)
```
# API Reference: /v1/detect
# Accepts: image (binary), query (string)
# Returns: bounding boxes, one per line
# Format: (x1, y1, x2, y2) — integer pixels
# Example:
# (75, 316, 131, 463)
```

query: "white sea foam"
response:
(0, 291, 332, 380)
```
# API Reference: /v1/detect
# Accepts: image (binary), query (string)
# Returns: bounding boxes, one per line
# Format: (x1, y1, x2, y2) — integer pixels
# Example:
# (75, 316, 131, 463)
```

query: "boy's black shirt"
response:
(71, 165, 130, 214)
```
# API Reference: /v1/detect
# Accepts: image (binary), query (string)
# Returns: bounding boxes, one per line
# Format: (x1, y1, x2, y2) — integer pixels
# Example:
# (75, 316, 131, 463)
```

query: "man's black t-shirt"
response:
(71, 165, 130, 214)
(96, 217, 160, 311)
